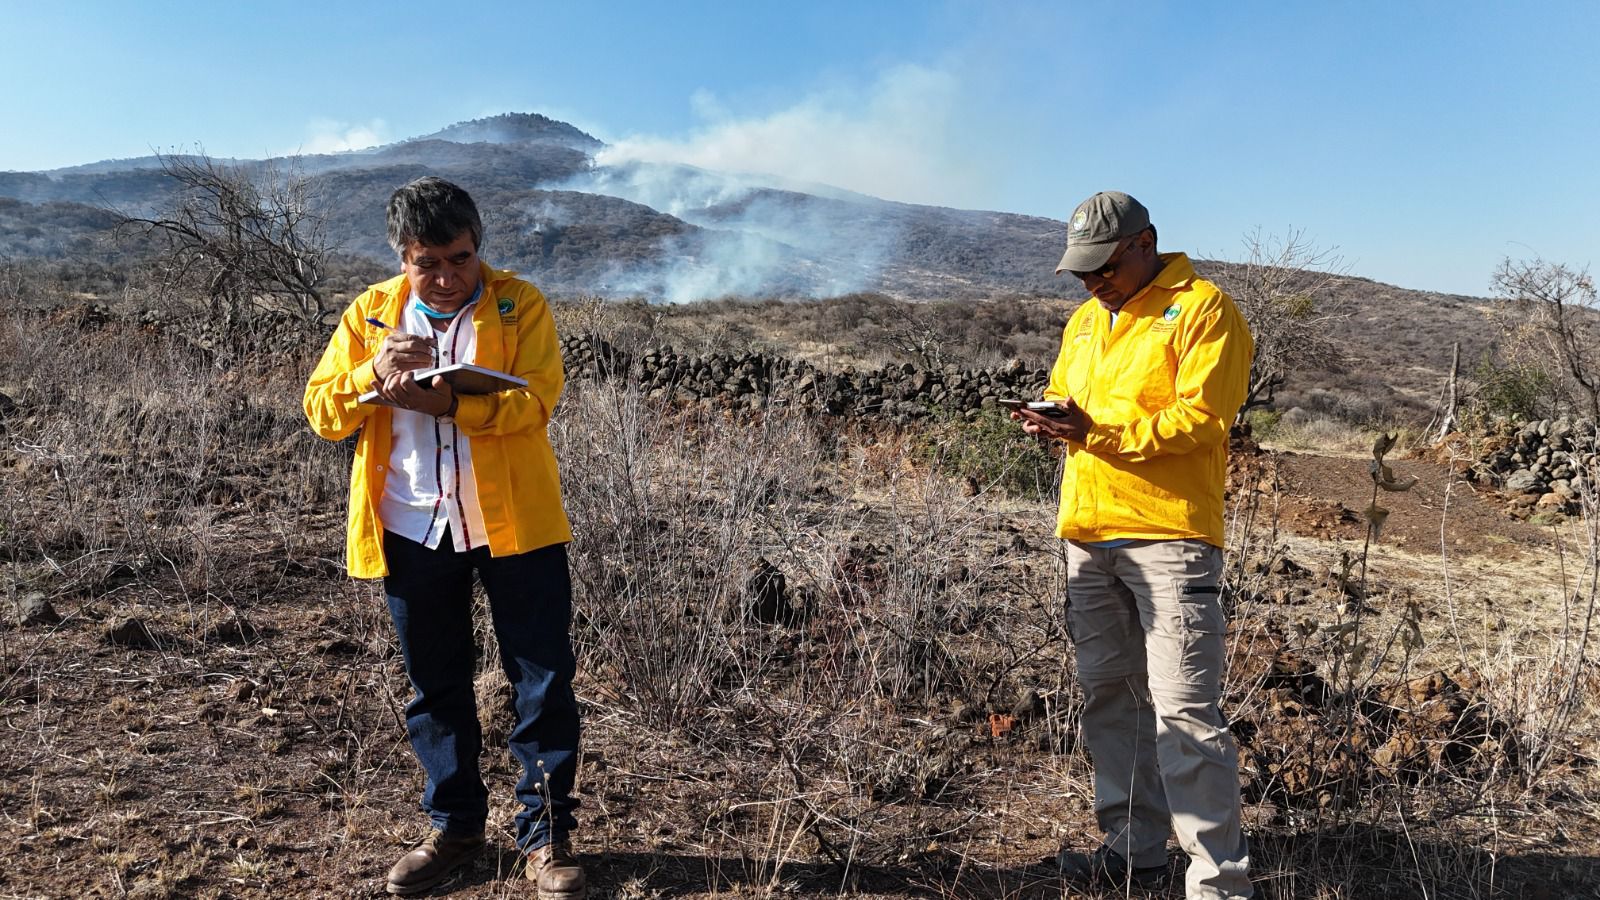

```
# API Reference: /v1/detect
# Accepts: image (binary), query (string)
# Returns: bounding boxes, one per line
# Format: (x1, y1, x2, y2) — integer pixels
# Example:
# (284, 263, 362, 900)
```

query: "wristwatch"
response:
(439, 394, 459, 422)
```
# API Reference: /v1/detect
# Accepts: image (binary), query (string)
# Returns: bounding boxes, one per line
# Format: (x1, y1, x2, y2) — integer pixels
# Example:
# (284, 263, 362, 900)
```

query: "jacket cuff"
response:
(1084, 422, 1123, 453)
(352, 360, 378, 397)
(453, 393, 493, 429)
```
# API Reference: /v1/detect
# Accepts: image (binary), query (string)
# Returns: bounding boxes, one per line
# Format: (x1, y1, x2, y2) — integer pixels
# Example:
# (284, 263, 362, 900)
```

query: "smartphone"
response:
(999, 399, 1070, 418)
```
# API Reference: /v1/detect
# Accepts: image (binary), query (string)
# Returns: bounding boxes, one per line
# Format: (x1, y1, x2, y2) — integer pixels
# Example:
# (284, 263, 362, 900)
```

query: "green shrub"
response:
(1244, 408, 1283, 439)
(1470, 353, 1552, 424)
(919, 407, 1061, 499)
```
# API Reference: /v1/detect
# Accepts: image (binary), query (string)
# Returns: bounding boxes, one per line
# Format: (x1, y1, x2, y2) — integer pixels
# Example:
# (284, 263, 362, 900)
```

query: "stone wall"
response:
(50, 304, 1059, 424)
(559, 334, 1051, 423)
(1473, 417, 1596, 515)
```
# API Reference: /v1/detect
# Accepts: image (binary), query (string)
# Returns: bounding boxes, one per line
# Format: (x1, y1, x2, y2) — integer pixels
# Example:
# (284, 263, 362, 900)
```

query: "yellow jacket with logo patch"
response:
(1044, 253, 1253, 547)
(303, 264, 572, 578)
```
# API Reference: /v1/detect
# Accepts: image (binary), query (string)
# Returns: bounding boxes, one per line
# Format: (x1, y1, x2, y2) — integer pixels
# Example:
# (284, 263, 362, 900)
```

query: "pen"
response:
(368, 317, 439, 368)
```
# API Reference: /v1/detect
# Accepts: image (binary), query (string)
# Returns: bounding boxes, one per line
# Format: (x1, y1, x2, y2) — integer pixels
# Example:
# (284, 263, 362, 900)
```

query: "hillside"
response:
(0, 111, 1501, 423)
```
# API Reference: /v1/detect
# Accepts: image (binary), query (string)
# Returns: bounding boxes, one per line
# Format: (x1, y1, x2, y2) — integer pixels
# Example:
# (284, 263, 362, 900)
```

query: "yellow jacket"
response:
(304, 264, 572, 578)
(1044, 253, 1253, 547)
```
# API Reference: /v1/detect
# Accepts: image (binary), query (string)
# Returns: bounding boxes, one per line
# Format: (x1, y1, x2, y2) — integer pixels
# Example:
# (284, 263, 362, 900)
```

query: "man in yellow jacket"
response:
(304, 177, 585, 899)
(1015, 191, 1254, 899)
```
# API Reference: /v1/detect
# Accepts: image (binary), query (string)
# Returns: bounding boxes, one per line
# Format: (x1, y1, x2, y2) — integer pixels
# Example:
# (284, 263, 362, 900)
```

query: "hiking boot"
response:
(385, 830, 485, 895)
(525, 839, 587, 899)
(1056, 845, 1168, 889)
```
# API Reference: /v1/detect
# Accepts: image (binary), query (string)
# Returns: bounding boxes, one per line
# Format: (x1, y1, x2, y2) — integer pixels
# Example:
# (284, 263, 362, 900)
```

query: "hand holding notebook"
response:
(358, 362, 528, 406)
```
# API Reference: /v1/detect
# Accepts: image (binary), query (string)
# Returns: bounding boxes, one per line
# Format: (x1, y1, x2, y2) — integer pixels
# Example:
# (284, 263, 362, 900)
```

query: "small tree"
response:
(1224, 228, 1348, 415)
(1491, 257, 1600, 422)
(118, 152, 331, 328)
(876, 299, 948, 370)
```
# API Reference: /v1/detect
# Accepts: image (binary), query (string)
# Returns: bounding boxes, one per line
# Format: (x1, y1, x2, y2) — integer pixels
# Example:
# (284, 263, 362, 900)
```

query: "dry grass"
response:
(0, 302, 1597, 898)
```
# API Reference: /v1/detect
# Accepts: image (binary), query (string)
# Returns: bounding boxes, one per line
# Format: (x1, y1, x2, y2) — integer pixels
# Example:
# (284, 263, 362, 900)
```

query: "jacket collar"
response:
(1149, 252, 1197, 292)
(1117, 252, 1196, 315)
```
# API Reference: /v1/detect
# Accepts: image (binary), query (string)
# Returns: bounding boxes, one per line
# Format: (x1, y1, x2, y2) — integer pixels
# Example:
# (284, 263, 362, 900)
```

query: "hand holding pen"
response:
(368, 317, 438, 380)
(366, 317, 452, 414)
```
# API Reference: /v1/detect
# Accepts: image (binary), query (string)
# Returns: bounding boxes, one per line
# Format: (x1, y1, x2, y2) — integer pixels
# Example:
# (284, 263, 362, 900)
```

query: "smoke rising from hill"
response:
(560, 162, 894, 302)
(558, 66, 992, 302)
(595, 65, 988, 211)
(294, 119, 389, 155)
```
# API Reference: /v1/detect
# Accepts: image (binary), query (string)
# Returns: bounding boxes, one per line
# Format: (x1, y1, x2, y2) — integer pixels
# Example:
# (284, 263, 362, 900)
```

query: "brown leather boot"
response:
(524, 839, 587, 899)
(385, 830, 485, 895)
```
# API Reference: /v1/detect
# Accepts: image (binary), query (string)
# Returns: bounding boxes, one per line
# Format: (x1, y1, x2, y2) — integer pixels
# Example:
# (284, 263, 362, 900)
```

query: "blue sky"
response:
(1, 0, 1595, 296)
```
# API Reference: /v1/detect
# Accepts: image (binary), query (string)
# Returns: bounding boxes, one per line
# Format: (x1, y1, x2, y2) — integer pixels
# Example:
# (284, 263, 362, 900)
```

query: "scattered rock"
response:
(1235, 646, 1509, 809)
(104, 617, 159, 649)
(1268, 555, 1311, 579)
(13, 593, 62, 627)
(1371, 732, 1426, 777)
(1503, 470, 1542, 494)
(948, 698, 983, 725)
(1009, 688, 1045, 722)
(315, 636, 360, 656)
(744, 556, 798, 625)
(227, 680, 257, 704)
(203, 616, 260, 645)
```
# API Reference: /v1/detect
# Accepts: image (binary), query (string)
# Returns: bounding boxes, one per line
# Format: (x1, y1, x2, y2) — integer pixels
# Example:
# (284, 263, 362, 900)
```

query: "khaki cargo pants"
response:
(1066, 538, 1252, 900)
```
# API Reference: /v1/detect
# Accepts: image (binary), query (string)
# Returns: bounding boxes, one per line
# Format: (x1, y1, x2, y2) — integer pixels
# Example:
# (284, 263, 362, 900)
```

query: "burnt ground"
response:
(5, 441, 1600, 900)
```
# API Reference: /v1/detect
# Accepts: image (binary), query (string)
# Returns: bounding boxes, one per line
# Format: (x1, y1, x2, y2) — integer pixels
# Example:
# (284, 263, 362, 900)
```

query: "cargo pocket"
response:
(1064, 598, 1081, 646)
(1175, 578, 1227, 691)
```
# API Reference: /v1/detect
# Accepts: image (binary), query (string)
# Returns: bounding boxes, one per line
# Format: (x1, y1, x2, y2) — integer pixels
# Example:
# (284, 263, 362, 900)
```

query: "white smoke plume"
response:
(556, 161, 893, 303)
(555, 65, 994, 302)
(295, 119, 389, 155)
(595, 65, 986, 209)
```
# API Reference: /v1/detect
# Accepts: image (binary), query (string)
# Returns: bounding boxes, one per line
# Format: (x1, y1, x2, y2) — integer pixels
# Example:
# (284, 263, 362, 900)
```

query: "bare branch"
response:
(1491, 257, 1600, 421)
(114, 151, 331, 330)
(1218, 227, 1351, 417)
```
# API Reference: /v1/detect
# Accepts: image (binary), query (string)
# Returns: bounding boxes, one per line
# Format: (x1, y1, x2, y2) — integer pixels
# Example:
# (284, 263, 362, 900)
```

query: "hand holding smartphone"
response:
(999, 398, 1071, 419)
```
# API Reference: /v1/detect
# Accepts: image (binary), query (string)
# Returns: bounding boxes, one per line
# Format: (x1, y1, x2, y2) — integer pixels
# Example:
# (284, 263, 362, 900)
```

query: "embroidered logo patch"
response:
(497, 297, 515, 316)
(1070, 210, 1090, 235)
(1163, 304, 1181, 322)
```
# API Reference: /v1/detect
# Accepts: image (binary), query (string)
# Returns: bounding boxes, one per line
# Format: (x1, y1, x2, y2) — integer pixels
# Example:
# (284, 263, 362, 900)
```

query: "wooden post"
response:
(1433, 342, 1461, 443)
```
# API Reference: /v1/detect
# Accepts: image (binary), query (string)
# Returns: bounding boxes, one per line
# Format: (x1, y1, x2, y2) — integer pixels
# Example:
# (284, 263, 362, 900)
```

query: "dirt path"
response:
(1249, 447, 1583, 675)
(1271, 450, 1553, 558)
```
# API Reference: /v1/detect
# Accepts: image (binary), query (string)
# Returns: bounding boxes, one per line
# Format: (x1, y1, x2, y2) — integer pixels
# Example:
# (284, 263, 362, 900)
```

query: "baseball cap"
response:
(1055, 191, 1151, 275)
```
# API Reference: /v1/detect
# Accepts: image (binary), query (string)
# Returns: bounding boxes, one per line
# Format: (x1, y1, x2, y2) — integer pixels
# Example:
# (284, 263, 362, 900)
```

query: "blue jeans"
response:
(383, 529, 580, 851)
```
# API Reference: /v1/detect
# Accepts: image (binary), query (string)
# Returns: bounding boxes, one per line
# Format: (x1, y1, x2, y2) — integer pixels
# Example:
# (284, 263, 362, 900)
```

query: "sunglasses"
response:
(1069, 236, 1137, 281)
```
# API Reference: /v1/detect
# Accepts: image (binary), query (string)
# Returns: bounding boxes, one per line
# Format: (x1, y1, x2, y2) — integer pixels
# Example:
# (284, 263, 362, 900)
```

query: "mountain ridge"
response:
(0, 112, 1489, 330)
(0, 111, 1497, 425)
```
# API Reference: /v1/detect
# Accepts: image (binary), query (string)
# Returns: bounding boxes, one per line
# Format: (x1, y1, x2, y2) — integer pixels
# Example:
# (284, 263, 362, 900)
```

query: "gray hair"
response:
(386, 176, 483, 258)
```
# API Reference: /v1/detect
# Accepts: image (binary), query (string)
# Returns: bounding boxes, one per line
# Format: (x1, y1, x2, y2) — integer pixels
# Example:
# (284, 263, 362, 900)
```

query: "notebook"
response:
(357, 363, 528, 406)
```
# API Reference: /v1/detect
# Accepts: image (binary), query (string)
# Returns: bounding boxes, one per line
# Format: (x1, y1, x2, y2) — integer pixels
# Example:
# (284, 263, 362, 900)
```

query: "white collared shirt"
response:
(378, 294, 488, 552)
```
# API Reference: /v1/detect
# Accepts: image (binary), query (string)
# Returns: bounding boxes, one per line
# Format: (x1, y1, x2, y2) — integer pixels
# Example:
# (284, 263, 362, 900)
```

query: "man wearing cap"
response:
(1014, 191, 1254, 898)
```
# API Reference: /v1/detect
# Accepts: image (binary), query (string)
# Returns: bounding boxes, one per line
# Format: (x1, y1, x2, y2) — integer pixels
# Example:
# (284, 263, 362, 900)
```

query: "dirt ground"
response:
(1271, 451, 1551, 555)
(5, 439, 1600, 899)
